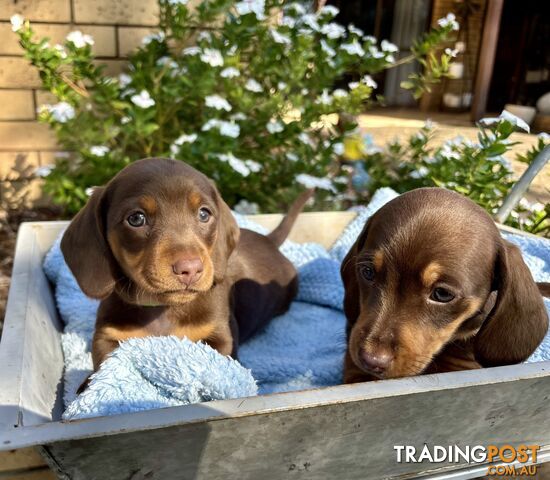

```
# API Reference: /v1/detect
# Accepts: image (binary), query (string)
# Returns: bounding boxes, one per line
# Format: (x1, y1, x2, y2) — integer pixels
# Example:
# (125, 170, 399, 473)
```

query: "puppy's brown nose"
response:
(360, 349, 393, 376)
(172, 258, 203, 286)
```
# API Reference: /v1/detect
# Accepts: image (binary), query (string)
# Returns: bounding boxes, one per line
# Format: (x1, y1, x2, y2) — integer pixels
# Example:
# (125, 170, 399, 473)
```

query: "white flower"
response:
(205, 95, 232, 112)
(168, 0, 188, 4)
(278, 81, 287, 90)
(301, 14, 320, 31)
(381, 39, 399, 53)
(10, 14, 24, 32)
(538, 132, 550, 141)
(286, 152, 299, 162)
(410, 167, 429, 179)
(492, 155, 513, 169)
(157, 56, 178, 69)
(348, 81, 360, 89)
(90, 146, 110, 157)
(301, 88, 309, 95)
(282, 16, 296, 28)
(197, 31, 212, 42)
(200, 48, 224, 67)
(174, 133, 198, 145)
(34, 165, 54, 178)
(182, 46, 201, 56)
(235, 0, 266, 20)
(220, 67, 240, 78)
(234, 199, 259, 215)
(54, 44, 67, 58)
(296, 173, 336, 192)
(440, 143, 461, 160)
(333, 143, 344, 155)
(170, 133, 197, 155)
(234, 199, 261, 216)
(424, 119, 435, 130)
(348, 24, 364, 37)
(364, 35, 377, 43)
(85, 187, 96, 196)
(270, 29, 291, 45)
(298, 132, 314, 147)
(369, 45, 385, 58)
(231, 112, 247, 121)
(131, 90, 155, 108)
(245, 159, 261, 172)
(142, 31, 165, 45)
(219, 122, 240, 137)
(202, 120, 240, 138)
(266, 119, 284, 134)
(321, 40, 336, 57)
(321, 23, 346, 39)
(361, 75, 377, 88)
(444, 47, 459, 58)
(437, 13, 459, 31)
(66, 30, 94, 48)
(480, 110, 530, 133)
(332, 89, 348, 99)
(316, 89, 332, 105)
(286, 2, 306, 15)
(121, 116, 131, 124)
(217, 153, 256, 176)
(118, 73, 132, 88)
(41, 102, 75, 123)
(340, 40, 365, 56)
(245, 79, 263, 93)
(386, 54, 395, 63)
(319, 5, 339, 17)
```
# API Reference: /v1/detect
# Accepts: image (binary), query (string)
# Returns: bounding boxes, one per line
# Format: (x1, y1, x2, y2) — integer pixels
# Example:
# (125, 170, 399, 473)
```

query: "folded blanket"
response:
(62, 336, 258, 420)
(43, 188, 550, 420)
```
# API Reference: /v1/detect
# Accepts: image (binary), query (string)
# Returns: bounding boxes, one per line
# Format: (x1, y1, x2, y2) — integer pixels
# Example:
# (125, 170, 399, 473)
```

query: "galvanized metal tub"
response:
(0, 214, 549, 480)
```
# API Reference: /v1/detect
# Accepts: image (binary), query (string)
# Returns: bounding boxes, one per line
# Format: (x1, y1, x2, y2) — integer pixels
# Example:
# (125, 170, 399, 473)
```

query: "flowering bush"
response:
(347, 112, 550, 237)
(11, 1, 457, 213)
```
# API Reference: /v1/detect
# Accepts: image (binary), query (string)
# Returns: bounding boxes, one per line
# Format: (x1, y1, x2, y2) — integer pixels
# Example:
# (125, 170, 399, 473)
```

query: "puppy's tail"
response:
(268, 189, 314, 247)
(538, 282, 550, 298)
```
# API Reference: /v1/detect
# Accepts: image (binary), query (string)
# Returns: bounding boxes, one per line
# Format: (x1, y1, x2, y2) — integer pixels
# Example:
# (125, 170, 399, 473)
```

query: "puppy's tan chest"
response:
(102, 313, 217, 343)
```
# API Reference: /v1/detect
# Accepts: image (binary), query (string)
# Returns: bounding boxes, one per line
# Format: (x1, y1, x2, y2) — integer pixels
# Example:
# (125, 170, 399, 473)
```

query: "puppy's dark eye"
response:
(127, 212, 146, 227)
(359, 265, 375, 281)
(198, 207, 211, 223)
(430, 287, 455, 303)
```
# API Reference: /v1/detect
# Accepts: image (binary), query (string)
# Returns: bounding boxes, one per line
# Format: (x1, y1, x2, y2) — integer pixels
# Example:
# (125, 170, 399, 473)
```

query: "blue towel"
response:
(43, 188, 550, 419)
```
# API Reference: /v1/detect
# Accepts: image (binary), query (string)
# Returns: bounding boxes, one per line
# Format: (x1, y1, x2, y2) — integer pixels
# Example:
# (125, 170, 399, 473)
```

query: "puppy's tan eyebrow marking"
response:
(188, 191, 203, 210)
(373, 250, 384, 270)
(421, 262, 442, 287)
(140, 195, 157, 214)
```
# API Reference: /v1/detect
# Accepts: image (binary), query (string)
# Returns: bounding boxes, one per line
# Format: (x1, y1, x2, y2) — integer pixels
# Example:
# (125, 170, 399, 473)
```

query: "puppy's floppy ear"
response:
(212, 191, 240, 282)
(341, 217, 371, 338)
(474, 240, 549, 367)
(60, 187, 117, 299)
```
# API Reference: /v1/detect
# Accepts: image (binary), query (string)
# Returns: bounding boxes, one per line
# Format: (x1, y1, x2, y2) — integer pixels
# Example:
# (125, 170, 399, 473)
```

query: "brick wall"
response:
(0, 0, 159, 207)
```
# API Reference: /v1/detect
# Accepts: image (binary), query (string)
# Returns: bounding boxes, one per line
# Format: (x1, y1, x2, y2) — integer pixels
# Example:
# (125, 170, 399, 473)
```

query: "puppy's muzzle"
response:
(172, 257, 204, 287)
(359, 347, 394, 377)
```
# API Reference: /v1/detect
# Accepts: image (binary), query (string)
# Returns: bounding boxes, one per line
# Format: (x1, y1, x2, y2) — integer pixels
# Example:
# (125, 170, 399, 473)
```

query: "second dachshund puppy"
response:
(62, 158, 310, 373)
(341, 188, 549, 383)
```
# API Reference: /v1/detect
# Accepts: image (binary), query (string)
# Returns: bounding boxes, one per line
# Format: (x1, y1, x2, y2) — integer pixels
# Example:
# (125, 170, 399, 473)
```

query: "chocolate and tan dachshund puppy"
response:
(62, 158, 309, 375)
(341, 188, 549, 383)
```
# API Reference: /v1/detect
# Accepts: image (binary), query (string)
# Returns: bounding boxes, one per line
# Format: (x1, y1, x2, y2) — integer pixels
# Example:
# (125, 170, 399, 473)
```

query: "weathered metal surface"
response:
(1, 216, 550, 480)
(43, 374, 550, 479)
(0, 223, 64, 431)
